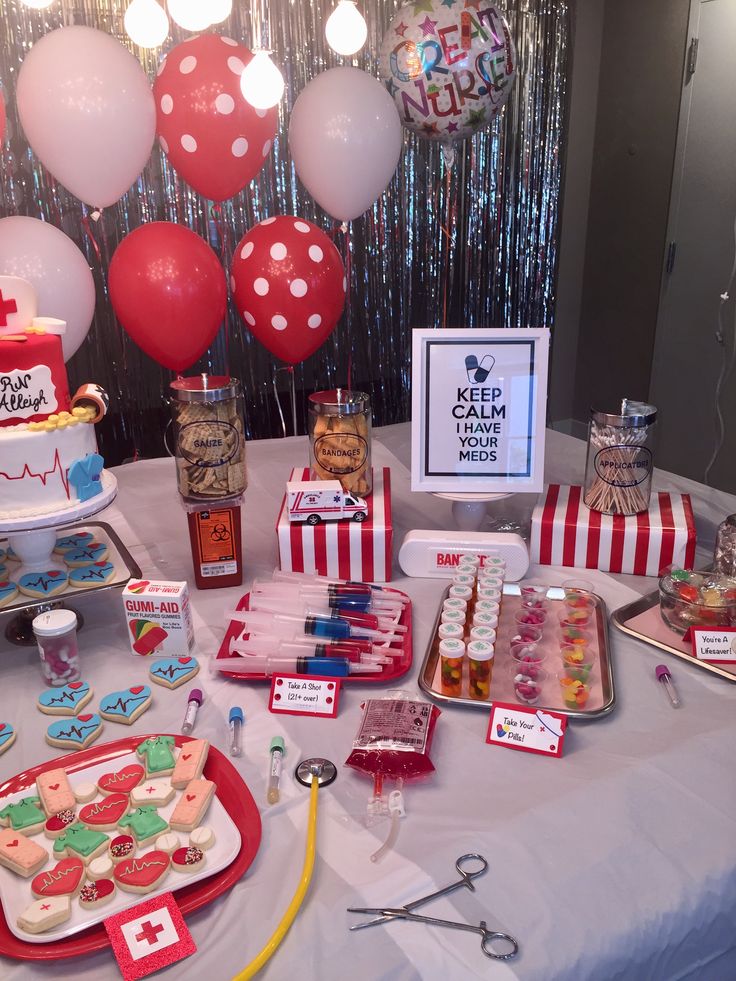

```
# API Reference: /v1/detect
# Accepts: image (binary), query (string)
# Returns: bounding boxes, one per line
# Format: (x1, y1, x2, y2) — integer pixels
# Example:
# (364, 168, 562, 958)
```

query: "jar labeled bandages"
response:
(308, 389, 372, 496)
(584, 401, 656, 515)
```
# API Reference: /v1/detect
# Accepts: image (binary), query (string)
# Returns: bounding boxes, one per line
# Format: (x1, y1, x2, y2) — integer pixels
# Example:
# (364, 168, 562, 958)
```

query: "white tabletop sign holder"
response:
(410, 328, 550, 534)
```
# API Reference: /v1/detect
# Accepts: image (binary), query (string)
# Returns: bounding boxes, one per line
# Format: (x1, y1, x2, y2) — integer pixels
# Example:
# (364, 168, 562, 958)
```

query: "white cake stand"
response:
(432, 490, 514, 532)
(0, 472, 117, 642)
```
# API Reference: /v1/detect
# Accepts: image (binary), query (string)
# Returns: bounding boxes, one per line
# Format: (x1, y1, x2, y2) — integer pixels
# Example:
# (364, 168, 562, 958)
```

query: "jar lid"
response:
(32, 609, 77, 637)
(591, 400, 657, 428)
(170, 374, 241, 403)
(308, 389, 370, 415)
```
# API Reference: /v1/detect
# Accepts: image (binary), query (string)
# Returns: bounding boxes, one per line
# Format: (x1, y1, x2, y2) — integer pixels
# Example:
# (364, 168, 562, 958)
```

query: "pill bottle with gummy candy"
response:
(32, 609, 80, 686)
(308, 389, 372, 496)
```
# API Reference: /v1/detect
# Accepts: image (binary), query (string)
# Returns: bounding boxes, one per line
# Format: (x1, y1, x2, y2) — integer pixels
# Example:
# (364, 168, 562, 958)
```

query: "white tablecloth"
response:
(1, 425, 735, 981)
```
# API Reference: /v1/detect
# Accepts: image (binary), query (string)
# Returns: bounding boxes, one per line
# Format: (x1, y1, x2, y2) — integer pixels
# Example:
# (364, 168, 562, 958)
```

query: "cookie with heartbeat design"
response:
(46, 714, 104, 750)
(68, 561, 116, 588)
(18, 570, 68, 599)
(37, 681, 93, 717)
(148, 657, 200, 690)
(99, 687, 153, 726)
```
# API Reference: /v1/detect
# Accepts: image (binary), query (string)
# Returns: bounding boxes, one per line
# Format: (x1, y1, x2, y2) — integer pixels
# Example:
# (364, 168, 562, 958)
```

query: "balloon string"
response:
(344, 222, 352, 391)
(440, 165, 457, 330)
(272, 365, 296, 438)
(81, 213, 102, 266)
(212, 204, 231, 377)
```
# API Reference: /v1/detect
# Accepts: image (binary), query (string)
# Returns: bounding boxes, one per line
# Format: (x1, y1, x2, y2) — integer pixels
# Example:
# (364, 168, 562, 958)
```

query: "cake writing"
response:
(0, 365, 56, 421)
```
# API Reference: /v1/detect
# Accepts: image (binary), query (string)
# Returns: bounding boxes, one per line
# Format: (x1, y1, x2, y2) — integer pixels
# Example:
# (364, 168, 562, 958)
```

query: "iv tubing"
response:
(232, 776, 319, 980)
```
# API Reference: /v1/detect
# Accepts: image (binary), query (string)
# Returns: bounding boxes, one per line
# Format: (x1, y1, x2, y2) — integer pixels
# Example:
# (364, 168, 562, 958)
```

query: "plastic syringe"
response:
(226, 634, 392, 664)
(272, 569, 410, 602)
(213, 654, 381, 677)
(247, 593, 405, 633)
(251, 579, 403, 614)
(225, 608, 404, 643)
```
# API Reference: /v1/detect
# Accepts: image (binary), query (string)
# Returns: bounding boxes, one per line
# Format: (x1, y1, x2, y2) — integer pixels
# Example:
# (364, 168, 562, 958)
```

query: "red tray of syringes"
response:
(216, 588, 413, 683)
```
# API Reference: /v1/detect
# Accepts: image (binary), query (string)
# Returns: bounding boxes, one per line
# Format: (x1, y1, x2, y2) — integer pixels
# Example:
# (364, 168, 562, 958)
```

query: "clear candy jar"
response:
(32, 609, 80, 686)
(659, 569, 736, 633)
(308, 389, 372, 496)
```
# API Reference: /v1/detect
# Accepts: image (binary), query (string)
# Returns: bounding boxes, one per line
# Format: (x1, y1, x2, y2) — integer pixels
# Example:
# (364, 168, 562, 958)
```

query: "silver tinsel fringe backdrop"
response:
(0, 0, 569, 462)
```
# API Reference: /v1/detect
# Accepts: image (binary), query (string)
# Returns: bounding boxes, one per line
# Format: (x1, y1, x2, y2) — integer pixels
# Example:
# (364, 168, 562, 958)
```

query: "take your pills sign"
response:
(411, 328, 549, 493)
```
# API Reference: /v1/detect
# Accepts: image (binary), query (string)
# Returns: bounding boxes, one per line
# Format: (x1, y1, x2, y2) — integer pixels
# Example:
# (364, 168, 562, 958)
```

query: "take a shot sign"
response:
(411, 328, 549, 493)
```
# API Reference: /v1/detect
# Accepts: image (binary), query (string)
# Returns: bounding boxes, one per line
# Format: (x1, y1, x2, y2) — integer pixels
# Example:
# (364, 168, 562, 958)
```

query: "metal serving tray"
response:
(419, 583, 615, 720)
(611, 590, 736, 684)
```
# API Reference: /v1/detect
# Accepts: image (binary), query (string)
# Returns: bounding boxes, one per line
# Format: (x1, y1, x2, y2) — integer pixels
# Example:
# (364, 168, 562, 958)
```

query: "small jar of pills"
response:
(32, 609, 81, 686)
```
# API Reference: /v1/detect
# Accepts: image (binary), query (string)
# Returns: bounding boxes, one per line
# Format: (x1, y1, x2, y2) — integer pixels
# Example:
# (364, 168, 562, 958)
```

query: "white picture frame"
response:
(410, 328, 550, 494)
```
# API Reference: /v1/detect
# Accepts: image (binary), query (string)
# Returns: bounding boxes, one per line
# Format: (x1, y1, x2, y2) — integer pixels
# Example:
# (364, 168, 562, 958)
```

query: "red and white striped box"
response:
(530, 484, 696, 576)
(276, 467, 393, 582)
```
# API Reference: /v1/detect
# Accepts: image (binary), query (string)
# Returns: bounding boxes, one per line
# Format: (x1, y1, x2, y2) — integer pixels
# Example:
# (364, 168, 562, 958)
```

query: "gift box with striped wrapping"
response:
(530, 484, 696, 576)
(276, 467, 393, 582)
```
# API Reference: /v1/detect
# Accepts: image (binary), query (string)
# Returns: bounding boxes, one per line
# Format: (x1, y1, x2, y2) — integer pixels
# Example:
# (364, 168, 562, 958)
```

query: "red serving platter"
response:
(216, 589, 413, 682)
(0, 734, 261, 961)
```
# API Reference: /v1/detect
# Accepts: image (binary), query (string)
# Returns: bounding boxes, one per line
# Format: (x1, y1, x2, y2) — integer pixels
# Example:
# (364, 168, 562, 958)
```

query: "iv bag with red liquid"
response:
(345, 697, 441, 782)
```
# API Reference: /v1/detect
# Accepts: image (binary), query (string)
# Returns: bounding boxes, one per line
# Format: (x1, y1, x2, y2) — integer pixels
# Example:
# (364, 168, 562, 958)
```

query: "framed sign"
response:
(411, 328, 550, 493)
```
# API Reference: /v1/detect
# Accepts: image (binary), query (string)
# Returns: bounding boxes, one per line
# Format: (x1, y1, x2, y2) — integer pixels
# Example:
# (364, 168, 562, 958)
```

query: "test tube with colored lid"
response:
(229, 706, 244, 757)
(267, 736, 286, 803)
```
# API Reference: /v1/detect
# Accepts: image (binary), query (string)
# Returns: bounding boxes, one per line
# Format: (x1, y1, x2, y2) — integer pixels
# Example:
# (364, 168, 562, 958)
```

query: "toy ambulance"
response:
(286, 480, 368, 525)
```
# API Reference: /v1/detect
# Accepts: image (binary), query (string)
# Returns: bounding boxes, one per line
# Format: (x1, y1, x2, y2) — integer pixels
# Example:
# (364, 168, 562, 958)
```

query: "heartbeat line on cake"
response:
(0, 449, 71, 497)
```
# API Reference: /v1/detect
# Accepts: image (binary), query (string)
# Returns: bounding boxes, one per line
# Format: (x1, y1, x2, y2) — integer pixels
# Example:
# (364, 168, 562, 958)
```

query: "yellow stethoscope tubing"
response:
(232, 775, 319, 980)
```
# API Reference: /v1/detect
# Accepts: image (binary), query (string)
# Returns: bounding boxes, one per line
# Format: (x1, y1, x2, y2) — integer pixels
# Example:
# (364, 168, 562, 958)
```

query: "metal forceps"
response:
(347, 853, 519, 961)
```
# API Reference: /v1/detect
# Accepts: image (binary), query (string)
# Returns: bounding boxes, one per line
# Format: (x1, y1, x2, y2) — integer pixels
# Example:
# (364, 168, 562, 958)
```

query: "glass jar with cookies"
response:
(308, 389, 372, 497)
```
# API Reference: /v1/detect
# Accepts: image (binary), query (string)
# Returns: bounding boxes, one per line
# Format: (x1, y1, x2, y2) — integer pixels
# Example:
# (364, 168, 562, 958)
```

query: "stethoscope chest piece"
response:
(295, 757, 337, 788)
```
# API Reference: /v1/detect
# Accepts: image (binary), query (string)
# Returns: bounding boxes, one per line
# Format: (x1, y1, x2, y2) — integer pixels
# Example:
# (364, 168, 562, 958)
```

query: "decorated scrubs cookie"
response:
(169, 779, 216, 833)
(0, 722, 17, 756)
(0, 581, 19, 608)
(108, 834, 136, 864)
(172, 845, 206, 874)
(36, 769, 76, 816)
(37, 681, 93, 717)
(114, 850, 170, 894)
(136, 735, 176, 776)
(53, 823, 109, 863)
(171, 739, 209, 789)
(0, 828, 48, 877)
(155, 832, 180, 855)
(99, 686, 152, 726)
(79, 878, 116, 909)
(53, 532, 95, 555)
(130, 778, 175, 807)
(149, 656, 200, 690)
(69, 562, 116, 588)
(97, 763, 145, 797)
(18, 570, 68, 599)
(17, 895, 71, 934)
(190, 826, 215, 851)
(79, 794, 130, 831)
(63, 543, 108, 568)
(88, 854, 114, 878)
(46, 714, 103, 751)
(118, 806, 169, 846)
(31, 857, 85, 899)
(73, 782, 98, 804)
(0, 796, 46, 835)
(44, 810, 77, 840)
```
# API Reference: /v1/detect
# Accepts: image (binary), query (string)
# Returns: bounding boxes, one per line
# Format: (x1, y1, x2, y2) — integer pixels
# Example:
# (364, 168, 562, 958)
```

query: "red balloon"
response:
(109, 222, 227, 372)
(153, 34, 277, 202)
(232, 217, 346, 364)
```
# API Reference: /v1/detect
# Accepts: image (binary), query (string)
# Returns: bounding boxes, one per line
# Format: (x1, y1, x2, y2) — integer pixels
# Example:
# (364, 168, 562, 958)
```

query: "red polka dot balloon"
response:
(232, 217, 346, 364)
(153, 34, 277, 202)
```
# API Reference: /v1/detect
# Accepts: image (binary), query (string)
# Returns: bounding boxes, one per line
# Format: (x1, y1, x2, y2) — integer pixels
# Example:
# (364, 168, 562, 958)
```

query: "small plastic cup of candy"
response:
(514, 607, 547, 628)
(474, 599, 500, 617)
(511, 624, 543, 646)
(559, 624, 590, 650)
(449, 584, 474, 602)
(467, 640, 495, 700)
(443, 597, 467, 614)
(32, 609, 81, 687)
(519, 581, 549, 609)
(441, 608, 466, 627)
(439, 638, 465, 696)
(562, 578, 595, 609)
(452, 573, 476, 588)
(473, 611, 499, 630)
(477, 585, 502, 603)
(470, 625, 496, 645)
(559, 607, 593, 630)
(558, 673, 591, 710)
(511, 644, 546, 671)
(559, 645, 594, 682)
(513, 668, 547, 705)
(438, 622, 464, 641)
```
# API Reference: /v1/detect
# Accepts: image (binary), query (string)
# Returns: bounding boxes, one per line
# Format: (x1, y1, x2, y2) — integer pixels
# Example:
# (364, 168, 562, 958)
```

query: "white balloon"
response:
(0, 217, 96, 362)
(16, 26, 156, 209)
(288, 67, 403, 222)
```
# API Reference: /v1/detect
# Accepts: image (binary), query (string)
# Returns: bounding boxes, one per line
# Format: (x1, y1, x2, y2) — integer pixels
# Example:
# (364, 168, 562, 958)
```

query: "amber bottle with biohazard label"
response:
(169, 375, 246, 589)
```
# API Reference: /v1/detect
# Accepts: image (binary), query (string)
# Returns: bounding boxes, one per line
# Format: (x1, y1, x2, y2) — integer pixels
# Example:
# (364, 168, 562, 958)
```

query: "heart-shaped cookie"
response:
(31, 857, 84, 898)
(148, 656, 200, 689)
(46, 714, 103, 750)
(114, 850, 170, 892)
(97, 764, 145, 796)
(99, 687, 152, 726)
(79, 794, 129, 828)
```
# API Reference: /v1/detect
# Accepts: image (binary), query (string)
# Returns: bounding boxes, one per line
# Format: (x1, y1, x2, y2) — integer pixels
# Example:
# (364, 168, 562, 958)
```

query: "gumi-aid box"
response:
(122, 579, 195, 656)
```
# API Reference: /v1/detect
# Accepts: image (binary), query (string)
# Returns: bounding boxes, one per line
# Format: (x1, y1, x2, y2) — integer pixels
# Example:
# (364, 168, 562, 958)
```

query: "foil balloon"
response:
(109, 222, 227, 372)
(232, 216, 346, 364)
(0, 217, 95, 362)
(16, 26, 155, 209)
(153, 34, 278, 202)
(378, 0, 516, 146)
